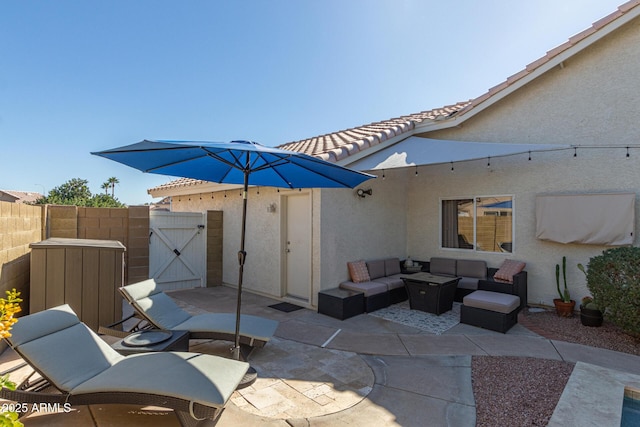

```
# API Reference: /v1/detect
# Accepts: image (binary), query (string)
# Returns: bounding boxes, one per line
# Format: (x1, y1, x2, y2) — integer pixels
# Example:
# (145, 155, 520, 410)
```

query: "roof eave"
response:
(415, 2, 640, 133)
(148, 182, 242, 198)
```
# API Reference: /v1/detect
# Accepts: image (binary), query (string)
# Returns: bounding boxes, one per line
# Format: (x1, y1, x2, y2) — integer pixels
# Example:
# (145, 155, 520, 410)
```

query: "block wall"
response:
(48, 205, 150, 286)
(0, 201, 43, 311)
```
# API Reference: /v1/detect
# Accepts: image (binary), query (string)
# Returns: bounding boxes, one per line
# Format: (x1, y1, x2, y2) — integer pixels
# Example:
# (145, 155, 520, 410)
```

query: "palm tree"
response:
(106, 177, 119, 197)
(101, 182, 110, 195)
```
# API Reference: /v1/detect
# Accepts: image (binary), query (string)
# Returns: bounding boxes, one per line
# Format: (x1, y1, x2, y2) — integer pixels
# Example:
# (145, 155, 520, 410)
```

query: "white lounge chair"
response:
(1, 304, 249, 426)
(118, 279, 279, 353)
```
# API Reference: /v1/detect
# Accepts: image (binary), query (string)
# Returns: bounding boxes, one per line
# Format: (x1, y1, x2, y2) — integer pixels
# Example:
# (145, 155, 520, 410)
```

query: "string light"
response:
(574, 147, 577, 157)
(415, 165, 418, 176)
(450, 161, 454, 172)
(382, 169, 386, 180)
(627, 147, 630, 158)
(487, 156, 491, 168)
(528, 151, 531, 161)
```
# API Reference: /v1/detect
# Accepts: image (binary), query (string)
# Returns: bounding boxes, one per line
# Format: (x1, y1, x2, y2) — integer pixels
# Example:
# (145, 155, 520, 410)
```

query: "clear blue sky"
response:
(1, 0, 625, 205)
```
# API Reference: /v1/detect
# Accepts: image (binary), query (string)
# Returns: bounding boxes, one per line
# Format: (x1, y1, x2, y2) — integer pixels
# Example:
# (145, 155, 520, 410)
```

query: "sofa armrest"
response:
(479, 269, 527, 311)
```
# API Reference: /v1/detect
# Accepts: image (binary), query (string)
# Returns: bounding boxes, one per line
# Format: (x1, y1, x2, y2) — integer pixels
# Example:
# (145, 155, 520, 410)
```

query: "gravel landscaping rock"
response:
(472, 307, 640, 426)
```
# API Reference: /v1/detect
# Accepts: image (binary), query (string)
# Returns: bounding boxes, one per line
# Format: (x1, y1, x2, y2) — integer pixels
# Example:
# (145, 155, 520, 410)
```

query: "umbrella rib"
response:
(252, 153, 361, 187)
(253, 152, 295, 188)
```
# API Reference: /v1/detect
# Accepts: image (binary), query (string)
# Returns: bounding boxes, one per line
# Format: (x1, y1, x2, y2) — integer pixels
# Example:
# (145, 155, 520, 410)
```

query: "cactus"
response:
(555, 256, 571, 303)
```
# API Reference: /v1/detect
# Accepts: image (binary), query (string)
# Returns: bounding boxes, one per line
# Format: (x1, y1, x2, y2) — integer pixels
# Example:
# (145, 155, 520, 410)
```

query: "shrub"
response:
(585, 247, 640, 336)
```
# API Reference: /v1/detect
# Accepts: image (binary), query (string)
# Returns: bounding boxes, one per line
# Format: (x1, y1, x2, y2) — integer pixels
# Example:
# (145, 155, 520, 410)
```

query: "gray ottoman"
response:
(460, 290, 520, 333)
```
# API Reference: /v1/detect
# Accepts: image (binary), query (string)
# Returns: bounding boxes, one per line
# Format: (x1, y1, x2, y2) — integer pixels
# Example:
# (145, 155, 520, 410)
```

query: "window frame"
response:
(439, 194, 515, 253)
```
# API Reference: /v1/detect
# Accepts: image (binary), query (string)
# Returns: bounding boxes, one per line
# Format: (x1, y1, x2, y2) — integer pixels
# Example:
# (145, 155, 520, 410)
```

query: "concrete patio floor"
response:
(3, 285, 640, 426)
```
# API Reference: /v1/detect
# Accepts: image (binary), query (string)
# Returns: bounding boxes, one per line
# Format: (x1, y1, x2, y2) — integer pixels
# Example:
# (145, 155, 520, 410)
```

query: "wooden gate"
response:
(149, 211, 206, 291)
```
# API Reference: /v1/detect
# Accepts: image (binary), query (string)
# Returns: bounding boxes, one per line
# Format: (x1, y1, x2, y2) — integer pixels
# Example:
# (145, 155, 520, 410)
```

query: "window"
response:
(441, 196, 513, 252)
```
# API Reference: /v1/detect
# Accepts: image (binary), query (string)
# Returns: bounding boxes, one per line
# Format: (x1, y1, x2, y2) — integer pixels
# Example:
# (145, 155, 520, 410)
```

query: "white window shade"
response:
(535, 193, 635, 245)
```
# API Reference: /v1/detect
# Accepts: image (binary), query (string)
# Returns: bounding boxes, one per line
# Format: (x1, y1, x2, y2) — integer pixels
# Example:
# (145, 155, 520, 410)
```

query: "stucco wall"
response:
(170, 175, 402, 307)
(172, 187, 287, 299)
(318, 168, 407, 302)
(410, 16, 640, 306)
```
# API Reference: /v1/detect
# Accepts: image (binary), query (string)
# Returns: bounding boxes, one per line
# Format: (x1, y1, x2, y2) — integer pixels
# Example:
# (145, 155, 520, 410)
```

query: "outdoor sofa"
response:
(339, 257, 408, 312)
(1, 304, 249, 426)
(422, 257, 527, 310)
(336, 256, 527, 323)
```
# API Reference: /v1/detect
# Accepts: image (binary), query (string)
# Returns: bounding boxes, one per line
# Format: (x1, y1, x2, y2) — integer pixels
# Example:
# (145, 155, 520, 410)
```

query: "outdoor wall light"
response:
(356, 188, 372, 198)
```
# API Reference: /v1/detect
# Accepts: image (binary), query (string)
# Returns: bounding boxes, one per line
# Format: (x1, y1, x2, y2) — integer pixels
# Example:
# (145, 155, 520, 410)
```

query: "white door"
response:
(149, 211, 206, 291)
(285, 193, 311, 302)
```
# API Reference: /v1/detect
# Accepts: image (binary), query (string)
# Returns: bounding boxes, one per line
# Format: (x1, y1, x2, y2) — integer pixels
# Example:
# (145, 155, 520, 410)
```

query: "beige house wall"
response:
(169, 178, 405, 308)
(172, 188, 284, 298)
(407, 15, 640, 306)
(318, 168, 407, 304)
(0, 201, 43, 311)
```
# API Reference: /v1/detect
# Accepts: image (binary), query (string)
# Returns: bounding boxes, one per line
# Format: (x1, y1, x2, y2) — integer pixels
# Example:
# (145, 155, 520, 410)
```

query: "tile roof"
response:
(0, 190, 43, 203)
(149, 0, 640, 194)
(277, 102, 471, 162)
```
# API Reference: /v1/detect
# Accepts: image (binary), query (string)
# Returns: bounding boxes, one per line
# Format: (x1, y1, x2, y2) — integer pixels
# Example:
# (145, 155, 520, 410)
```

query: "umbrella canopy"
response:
(93, 139, 372, 189)
(93, 139, 375, 366)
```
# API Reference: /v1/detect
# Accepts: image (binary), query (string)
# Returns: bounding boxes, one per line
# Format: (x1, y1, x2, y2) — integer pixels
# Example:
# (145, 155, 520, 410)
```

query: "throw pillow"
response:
(348, 260, 370, 283)
(493, 259, 526, 283)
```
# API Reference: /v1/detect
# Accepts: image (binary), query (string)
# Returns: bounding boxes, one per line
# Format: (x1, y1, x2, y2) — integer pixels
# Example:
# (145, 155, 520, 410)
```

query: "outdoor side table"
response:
(318, 288, 364, 320)
(111, 330, 190, 355)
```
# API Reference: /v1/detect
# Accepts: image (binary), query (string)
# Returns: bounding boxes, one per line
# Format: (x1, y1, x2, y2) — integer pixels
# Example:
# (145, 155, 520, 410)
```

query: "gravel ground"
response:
(471, 307, 640, 427)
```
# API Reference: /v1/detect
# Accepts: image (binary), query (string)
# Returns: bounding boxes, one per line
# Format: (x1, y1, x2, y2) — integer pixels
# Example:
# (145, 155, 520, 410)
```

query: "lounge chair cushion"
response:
(7, 304, 124, 391)
(73, 351, 248, 407)
(137, 292, 193, 329)
(175, 313, 278, 342)
(120, 278, 160, 301)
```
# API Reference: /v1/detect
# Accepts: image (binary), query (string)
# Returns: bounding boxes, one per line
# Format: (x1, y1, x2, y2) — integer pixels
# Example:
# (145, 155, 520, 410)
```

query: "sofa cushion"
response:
(430, 257, 457, 276)
(463, 290, 520, 314)
(456, 259, 487, 279)
(372, 275, 404, 290)
(348, 260, 370, 283)
(384, 258, 402, 276)
(493, 259, 526, 283)
(366, 260, 386, 280)
(340, 281, 388, 297)
(457, 277, 480, 290)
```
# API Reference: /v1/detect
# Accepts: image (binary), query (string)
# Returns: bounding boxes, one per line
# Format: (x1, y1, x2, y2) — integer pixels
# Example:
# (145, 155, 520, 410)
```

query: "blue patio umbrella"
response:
(92, 140, 375, 363)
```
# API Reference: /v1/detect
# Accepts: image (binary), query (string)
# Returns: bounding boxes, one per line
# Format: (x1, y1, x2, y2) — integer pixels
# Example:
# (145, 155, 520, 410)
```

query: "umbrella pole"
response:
(233, 167, 258, 387)
(233, 169, 249, 362)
